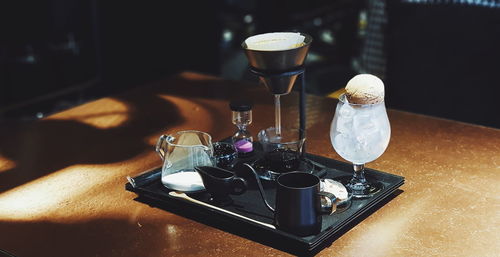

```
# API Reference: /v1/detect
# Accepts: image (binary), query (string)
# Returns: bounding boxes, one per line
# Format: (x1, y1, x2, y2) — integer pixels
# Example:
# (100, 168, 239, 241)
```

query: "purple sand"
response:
(234, 140, 253, 153)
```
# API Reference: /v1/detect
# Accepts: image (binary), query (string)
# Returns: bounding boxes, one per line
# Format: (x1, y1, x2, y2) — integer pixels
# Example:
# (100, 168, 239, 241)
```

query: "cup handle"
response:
(318, 191, 337, 215)
(230, 177, 248, 195)
(155, 135, 169, 161)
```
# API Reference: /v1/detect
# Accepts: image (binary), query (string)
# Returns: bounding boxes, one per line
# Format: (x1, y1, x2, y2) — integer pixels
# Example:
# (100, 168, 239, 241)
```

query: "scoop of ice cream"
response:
(345, 74, 384, 104)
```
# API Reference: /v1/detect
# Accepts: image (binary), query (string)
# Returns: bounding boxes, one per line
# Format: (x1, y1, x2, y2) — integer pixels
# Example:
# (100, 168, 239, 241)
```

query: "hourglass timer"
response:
(230, 100, 254, 157)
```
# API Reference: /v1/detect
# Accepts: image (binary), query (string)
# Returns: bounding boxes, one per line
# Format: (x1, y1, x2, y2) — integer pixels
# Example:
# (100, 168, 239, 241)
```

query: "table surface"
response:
(0, 72, 499, 257)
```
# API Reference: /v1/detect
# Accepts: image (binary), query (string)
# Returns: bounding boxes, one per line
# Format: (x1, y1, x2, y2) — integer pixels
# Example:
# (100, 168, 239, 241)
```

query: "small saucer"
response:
(320, 179, 353, 213)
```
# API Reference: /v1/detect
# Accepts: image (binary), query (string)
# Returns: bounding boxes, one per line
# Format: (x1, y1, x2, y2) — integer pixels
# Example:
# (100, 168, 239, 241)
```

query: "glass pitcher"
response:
(155, 130, 214, 191)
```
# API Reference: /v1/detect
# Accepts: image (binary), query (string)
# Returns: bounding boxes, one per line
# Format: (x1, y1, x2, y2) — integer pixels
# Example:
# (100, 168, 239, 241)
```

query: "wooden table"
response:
(1, 72, 499, 257)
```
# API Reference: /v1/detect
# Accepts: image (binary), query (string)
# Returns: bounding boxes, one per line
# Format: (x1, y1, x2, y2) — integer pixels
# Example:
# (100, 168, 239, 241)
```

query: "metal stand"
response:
(248, 66, 307, 153)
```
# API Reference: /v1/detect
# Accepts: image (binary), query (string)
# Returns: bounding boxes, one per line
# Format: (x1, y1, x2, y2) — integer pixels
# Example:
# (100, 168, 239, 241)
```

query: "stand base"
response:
(337, 176, 384, 199)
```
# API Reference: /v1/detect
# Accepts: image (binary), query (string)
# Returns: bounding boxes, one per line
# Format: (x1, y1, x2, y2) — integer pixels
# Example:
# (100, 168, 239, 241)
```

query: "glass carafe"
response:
(155, 130, 214, 192)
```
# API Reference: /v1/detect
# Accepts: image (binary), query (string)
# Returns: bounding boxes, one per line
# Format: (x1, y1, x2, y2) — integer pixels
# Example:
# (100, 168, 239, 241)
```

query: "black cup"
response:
(242, 163, 337, 237)
(274, 172, 335, 236)
(195, 166, 247, 206)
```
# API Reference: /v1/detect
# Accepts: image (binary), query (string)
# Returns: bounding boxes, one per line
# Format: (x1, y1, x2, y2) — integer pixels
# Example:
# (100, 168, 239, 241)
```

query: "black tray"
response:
(126, 153, 404, 256)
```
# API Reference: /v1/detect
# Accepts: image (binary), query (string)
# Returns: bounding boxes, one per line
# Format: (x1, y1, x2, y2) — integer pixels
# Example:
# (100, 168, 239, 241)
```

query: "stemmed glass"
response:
(330, 94, 391, 198)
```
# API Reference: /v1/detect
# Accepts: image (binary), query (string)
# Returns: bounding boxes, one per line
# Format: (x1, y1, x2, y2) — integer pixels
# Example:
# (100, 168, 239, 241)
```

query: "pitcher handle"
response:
(155, 135, 169, 161)
(243, 163, 275, 212)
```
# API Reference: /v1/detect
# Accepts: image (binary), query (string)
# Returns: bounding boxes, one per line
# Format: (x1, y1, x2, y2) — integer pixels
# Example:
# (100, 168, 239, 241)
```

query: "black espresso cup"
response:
(195, 166, 247, 206)
(274, 172, 336, 236)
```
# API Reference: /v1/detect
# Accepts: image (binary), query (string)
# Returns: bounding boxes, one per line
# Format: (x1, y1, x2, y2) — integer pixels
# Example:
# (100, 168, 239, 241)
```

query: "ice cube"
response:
(336, 118, 352, 134)
(333, 133, 351, 156)
(353, 113, 375, 132)
(333, 104, 355, 134)
(338, 103, 355, 118)
(352, 111, 380, 153)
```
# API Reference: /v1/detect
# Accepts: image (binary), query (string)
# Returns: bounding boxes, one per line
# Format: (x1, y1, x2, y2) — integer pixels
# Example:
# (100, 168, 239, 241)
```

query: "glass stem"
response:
(352, 164, 367, 184)
(274, 94, 281, 136)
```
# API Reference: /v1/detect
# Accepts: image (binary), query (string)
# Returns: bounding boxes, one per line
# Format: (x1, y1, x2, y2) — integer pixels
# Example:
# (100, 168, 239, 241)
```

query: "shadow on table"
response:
(0, 72, 277, 194)
(0, 84, 185, 194)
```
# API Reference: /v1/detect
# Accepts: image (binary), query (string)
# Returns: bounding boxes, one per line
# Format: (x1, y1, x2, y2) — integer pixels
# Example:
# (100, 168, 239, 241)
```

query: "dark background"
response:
(385, 1, 500, 128)
(0, 0, 499, 128)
